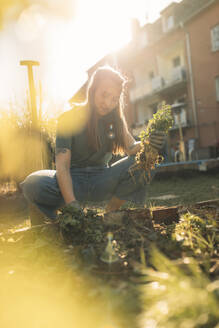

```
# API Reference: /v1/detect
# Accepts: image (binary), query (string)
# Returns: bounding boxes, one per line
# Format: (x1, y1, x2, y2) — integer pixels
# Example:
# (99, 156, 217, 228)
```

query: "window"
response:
(162, 15, 174, 33)
(173, 108, 187, 126)
(211, 25, 219, 51)
(216, 76, 219, 102)
(139, 32, 148, 48)
(149, 71, 154, 79)
(167, 15, 174, 30)
(172, 56, 181, 67)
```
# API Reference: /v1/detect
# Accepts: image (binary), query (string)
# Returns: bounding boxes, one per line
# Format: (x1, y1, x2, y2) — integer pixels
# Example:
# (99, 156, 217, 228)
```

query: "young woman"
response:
(20, 66, 165, 225)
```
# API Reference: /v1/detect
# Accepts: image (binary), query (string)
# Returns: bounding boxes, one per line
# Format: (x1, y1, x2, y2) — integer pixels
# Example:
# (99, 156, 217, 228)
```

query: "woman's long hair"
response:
(85, 66, 128, 155)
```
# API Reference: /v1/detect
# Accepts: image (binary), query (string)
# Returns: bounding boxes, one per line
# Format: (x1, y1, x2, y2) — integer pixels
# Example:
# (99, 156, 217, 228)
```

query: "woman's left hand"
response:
(149, 131, 166, 151)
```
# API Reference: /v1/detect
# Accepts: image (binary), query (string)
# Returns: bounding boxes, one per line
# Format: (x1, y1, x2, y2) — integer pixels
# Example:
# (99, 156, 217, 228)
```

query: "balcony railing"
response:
(151, 76, 165, 91)
(171, 66, 187, 83)
(130, 67, 187, 102)
(130, 81, 152, 102)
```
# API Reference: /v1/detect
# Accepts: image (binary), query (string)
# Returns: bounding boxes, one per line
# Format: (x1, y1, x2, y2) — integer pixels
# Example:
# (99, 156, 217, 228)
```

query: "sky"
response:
(0, 0, 182, 116)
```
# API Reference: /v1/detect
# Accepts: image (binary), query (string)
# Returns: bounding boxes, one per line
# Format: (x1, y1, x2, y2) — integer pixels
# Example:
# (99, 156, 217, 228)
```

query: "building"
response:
(70, 0, 219, 160)
(118, 0, 219, 160)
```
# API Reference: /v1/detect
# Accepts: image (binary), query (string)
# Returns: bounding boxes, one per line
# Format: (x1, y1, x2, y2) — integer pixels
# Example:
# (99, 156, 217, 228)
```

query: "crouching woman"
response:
(20, 66, 165, 225)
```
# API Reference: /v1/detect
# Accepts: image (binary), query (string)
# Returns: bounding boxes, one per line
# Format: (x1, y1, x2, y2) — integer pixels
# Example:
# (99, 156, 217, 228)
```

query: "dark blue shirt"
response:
(55, 105, 113, 167)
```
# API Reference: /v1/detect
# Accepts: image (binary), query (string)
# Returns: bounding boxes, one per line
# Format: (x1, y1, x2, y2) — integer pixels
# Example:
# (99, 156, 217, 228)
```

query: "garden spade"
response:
(20, 60, 39, 130)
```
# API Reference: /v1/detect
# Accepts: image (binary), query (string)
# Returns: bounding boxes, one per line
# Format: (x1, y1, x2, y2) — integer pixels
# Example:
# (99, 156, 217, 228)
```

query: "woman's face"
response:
(94, 78, 122, 116)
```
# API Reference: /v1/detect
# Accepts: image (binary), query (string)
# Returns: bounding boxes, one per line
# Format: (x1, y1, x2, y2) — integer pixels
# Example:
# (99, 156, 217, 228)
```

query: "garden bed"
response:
(0, 195, 218, 327)
(0, 171, 219, 327)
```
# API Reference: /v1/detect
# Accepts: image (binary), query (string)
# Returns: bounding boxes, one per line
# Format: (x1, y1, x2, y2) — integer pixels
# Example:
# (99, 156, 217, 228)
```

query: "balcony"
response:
(151, 67, 187, 92)
(151, 76, 165, 91)
(130, 81, 152, 102)
(158, 66, 187, 96)
(170, 66, 187, 84)
(129, 67, 187, 103)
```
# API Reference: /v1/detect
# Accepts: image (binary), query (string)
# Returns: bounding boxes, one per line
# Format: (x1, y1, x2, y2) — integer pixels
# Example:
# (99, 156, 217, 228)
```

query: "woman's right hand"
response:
(64, 200, 81, 211)
(55, 147, 77, 204)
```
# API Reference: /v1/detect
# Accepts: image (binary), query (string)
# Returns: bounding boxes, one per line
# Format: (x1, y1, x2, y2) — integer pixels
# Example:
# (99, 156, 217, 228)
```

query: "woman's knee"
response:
(20, 172, 46, 203)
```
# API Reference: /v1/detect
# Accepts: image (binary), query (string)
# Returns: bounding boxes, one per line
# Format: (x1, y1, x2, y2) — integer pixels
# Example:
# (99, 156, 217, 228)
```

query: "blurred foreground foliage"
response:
(0, 108, 56, 185)
(0, 0, 26, 27)
(0, 0, 76, 28)
(0, 204, 219, 327)
(140, 249, 219, 328)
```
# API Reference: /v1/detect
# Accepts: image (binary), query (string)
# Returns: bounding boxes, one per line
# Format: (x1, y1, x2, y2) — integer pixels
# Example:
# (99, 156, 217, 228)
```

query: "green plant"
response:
(59, 206, 105, 245)
(173, 213, 218, 258)
(132, 102, 173, 183)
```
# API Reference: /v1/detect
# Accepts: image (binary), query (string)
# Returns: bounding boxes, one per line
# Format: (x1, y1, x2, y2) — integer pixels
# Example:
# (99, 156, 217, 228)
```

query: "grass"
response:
(84, 169, 219, 212)
(144, 169, 219, 208)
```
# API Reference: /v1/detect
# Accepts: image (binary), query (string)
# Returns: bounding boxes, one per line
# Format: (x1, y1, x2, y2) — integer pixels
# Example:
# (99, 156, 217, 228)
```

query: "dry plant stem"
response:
(130, 142, 161, 184)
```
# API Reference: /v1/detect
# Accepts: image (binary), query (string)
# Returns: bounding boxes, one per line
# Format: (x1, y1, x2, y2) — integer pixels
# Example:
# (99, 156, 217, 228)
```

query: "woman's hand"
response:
(55, 147, 77, 204)
(123, 124, 166, 155)
(64, 200, 81, 211)
(148, 131, 166, 151)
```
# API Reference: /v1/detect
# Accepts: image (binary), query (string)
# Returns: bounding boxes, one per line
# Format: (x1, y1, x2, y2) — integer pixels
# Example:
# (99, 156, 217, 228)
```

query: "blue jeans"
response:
(20, 156, 152, 219)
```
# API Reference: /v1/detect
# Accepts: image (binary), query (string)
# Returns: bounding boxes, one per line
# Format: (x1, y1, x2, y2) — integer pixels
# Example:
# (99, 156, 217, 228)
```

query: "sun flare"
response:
(44, 0, 135, 103)
(0, 0, 178, 112)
